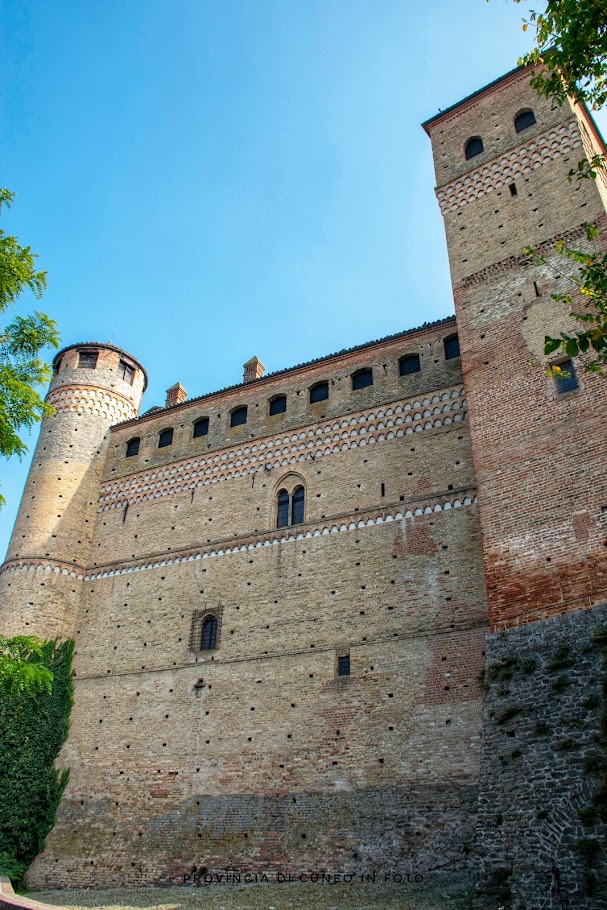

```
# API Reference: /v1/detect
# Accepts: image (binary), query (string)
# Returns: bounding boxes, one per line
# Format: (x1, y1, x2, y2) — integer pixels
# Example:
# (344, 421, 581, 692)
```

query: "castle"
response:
(1, 64, 606, 907)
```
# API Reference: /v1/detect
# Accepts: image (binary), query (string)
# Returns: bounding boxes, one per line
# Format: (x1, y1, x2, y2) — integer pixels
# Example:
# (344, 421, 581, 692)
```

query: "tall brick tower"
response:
(0, 342, 146, 640)
(423, 65, 607, 630)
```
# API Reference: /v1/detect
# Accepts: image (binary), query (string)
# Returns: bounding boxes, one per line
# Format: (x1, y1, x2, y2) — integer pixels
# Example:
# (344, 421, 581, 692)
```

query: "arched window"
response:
(309, 381, 329, 404)
(399, 354, 420, 376)
(193, 417, 209, 438)
(465, 137, 484, 160)
(352, 368, 373, 390)
(201, 615, 218, 651)
(158, 428, 173, 448)
(126, 437, 140, 458)
(230, 406, 247, 427)
(292, 486, 305, 525)
(444, 334, 460, 360)
(515, 109, 536, 133)
(269, 395, 287, 416)
(277, 489, 290, 528)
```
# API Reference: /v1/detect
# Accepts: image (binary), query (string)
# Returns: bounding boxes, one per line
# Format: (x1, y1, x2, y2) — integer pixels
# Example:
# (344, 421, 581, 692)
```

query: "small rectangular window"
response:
(269, 395, 287, 416)
(230, 406, 247, 427)
(338, 655, 350, 677)
(193, 418, 209, 438)
(78, 350, 98, 369)
(444, 335, 460, 360)
(118, 359, 135, 384)
(554, 359, 578, 394)
(309, 382, 329, 404)
(509, 183, 517, 197)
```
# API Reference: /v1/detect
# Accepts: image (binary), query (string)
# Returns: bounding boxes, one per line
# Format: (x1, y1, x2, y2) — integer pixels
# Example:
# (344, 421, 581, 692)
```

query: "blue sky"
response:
(1, 0, 605, 558)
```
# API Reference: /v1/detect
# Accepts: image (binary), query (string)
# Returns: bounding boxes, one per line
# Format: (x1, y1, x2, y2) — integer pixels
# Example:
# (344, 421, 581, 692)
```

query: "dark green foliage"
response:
(511, 748, 522, 759)
(583, 752, 606, 773)
(548, 645, 575, 671)
(522, 658, 537, 674)
(534, 719, 549, 735)
(551, 674, 570, 691)
(496, 705, 521, 725)
(555, 737, 577, 750)
(577, 837, 600, 865)
(0, 639, 73, 890)
(487, 656, 519, 683)
(579, 806, 598, 826)
(582, 694, 600, 711)
(495, 813, 504, 826)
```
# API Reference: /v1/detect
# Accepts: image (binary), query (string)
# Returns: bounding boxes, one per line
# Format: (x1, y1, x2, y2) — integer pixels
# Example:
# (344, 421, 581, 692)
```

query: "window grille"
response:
(338, 655, 350, 677)
(291, 486, 305, 525)
(201, 615, 218, 651)
(554, 359, 579, 394)
(158, 428, 173, 448)
(277, 489, 290, 528)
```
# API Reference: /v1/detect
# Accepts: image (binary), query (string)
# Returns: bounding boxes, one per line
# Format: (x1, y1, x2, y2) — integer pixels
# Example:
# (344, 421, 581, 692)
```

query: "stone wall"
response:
(475, 604, 607, 909)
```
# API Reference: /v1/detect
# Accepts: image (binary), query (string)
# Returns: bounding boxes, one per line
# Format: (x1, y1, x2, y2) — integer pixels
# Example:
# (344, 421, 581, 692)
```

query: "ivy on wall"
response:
(0, 639, 74, 890)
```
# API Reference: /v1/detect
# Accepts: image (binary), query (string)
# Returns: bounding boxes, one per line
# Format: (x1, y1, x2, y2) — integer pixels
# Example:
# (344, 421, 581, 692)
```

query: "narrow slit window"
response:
(309, 382, 329, 404)
(126, 438, 140, 458)
(291, 486, 305, 525)
(158, 428, 173, 448)
(269, 395, 287, 416)
(399, 354, 420, 376)
(352, 368, 373, 390)
(277, 489, 290, 528)
(230, 406, 247, 427)
(193, 417, 209, 438)
(118, 359, 135, 384)
(338, 655, 350, 677)
(201, 615, 218, 651)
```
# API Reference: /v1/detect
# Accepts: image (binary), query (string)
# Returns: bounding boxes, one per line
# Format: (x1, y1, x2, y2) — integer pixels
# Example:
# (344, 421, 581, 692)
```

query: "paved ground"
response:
(32, 872, 473, 910)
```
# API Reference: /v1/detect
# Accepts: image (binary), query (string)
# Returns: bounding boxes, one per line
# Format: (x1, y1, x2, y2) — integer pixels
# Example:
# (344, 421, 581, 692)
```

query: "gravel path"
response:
(32, 872, 473, 910)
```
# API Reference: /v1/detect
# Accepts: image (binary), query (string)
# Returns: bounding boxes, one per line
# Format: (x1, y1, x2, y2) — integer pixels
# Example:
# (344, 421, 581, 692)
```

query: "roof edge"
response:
(54, 342, 148, 392)
(112, 313, 457, 431)
(422, 63, 531, 135)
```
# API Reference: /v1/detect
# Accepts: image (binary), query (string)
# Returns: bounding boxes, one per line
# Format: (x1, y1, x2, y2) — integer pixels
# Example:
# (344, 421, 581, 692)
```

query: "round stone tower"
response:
(0, 342, 147, 640)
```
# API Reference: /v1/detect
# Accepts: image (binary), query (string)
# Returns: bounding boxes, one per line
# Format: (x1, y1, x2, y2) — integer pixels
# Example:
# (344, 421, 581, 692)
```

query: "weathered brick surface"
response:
(0, 321, 489, 887)
(425, 66, 607, 630)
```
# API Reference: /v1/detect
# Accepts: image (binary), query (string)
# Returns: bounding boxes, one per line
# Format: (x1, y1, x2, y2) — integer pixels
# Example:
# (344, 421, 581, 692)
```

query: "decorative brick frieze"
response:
(0, 487, 477, 583)
(46, 385, 137, 422)
(436, 120, 582, 214)
(98, 386, 467, 511)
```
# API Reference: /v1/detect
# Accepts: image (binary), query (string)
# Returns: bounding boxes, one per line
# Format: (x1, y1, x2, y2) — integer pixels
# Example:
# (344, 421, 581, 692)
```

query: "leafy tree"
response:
(510, 1, 607, 372)
(0, 635, 54, 697)
(0, 188, 59, 504)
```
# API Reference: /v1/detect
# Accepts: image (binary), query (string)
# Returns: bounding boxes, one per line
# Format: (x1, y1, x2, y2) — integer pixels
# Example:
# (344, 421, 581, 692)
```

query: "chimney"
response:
(165, 382, 187, 408)
(243, 356, 265, 383)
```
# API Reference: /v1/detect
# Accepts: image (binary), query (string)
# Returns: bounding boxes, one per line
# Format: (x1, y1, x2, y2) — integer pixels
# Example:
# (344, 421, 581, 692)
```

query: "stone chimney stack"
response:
(165, 382, 187, 408)
(243, 357, 265, 383)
